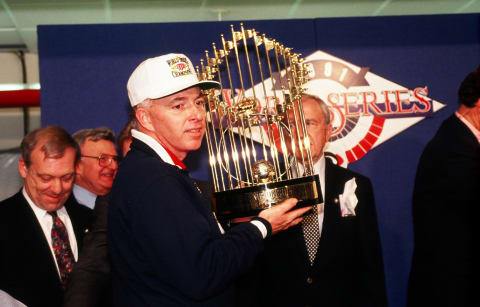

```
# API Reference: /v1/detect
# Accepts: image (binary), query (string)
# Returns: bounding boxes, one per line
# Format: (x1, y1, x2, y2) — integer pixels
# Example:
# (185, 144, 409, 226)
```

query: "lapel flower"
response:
(339, 178, 358, 217)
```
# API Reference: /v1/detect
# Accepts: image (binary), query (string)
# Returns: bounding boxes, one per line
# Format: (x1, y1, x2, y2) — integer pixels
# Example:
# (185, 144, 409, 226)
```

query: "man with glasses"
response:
(72, 127, 119, 209)
(62, 127, 119, 307)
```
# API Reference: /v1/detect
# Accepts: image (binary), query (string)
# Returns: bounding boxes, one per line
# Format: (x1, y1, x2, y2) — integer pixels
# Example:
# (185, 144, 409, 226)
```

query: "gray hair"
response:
(131, 98, 154, 128)
(301, 93, 331, 126)
(72, 127, 115, 146)
(135, 98, 153, 110)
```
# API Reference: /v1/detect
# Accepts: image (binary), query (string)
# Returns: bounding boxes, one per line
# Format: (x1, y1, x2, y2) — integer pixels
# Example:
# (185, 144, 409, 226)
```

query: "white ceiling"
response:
(0, 0, 479, 52)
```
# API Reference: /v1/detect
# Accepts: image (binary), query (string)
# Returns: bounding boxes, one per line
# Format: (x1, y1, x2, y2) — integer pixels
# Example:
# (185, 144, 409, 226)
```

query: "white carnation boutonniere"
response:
(339, 178, 358, 217)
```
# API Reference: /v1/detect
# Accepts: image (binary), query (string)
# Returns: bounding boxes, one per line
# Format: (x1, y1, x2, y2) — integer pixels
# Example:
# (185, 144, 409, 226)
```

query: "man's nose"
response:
(51, 179, 63, 194)
(189, 104, 205, 121)
(110, 159, 119, 170)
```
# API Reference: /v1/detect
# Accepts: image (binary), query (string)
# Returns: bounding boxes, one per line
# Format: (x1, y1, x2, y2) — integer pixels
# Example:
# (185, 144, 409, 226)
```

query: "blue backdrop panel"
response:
(38, 14, 480, 307)
(312, 14, 480, 306)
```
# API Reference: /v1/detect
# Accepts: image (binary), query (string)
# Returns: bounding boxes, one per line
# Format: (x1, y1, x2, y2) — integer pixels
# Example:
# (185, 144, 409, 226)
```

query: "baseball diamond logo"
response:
(219, 50, 445, 167)
(301, 51, 444, 166)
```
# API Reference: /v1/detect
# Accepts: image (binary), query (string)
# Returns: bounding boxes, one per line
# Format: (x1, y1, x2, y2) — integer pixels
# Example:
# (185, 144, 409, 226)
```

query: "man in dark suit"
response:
(244, 94, 387, 307)
(0, 126, 92, 307)
(408, 67, 480, 307)
(108, 53, 311, 306)
(64, 181, 214, 307)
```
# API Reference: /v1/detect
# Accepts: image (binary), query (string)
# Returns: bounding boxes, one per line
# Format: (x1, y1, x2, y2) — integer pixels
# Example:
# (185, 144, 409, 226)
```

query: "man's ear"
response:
(75, 158, 83, 175)
(135, 108, 154, 131)
(325, 123, 333, 141)
(18, 157, 28, 179)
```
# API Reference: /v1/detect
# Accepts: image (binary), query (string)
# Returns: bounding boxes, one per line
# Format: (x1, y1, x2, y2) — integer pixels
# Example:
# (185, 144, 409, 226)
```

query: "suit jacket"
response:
(63, 194, 111, 307)
(0, 191, 92, 307)
(408, 115, 479, 307)
(239, 158, 387, 307)
(63, 179, 214, 307)
(108, 138, 265, 306)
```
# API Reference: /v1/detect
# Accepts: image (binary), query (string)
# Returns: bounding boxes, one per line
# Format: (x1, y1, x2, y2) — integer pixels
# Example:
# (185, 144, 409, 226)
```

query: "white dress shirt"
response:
(22, 187, 79, 277)
(0, 290, 27, 307)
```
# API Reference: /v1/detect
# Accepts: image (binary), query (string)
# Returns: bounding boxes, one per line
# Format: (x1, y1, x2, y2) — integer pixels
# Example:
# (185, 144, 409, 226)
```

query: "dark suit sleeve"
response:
(129, 174, 264, 301)
(63, 195, 111, 307)
(355, 176, 388, 307)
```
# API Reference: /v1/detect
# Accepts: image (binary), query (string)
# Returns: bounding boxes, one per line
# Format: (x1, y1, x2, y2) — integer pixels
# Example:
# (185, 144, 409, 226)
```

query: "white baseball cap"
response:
(127, 53, 219, 107)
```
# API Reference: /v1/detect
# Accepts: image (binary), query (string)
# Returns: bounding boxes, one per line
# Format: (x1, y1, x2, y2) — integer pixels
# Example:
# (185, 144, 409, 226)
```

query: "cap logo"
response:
(167, 56, 192, 77)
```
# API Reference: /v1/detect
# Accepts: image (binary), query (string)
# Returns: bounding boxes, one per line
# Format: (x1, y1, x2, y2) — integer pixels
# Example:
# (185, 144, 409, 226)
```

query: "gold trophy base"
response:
(213, 175, 322, 222)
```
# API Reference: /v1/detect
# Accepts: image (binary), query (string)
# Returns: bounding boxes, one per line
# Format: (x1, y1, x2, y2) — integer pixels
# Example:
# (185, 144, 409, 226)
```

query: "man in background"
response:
(245, 94, 387, 307)
(0, 126, 92, 307)
(408, 66, 480, 307)
(117, 119, 135, 158)
(72, 127, 118, 209)
(64, 123, 136, 307)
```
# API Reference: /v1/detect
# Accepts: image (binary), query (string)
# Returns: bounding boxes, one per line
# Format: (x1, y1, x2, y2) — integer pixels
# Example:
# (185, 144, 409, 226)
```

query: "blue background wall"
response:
(38, 14, 480, 307)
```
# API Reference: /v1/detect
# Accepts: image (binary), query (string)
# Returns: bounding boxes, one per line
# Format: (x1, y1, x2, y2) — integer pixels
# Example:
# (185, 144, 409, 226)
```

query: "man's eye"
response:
(62, 174, 74, 181)
(40, 176, 52, 182)
(195, 100, 205, 106)
(173, 104, 182, 110)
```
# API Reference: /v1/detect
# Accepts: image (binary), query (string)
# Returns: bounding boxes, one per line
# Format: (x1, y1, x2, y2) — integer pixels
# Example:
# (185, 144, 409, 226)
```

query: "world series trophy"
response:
(197, 24, 322, 223)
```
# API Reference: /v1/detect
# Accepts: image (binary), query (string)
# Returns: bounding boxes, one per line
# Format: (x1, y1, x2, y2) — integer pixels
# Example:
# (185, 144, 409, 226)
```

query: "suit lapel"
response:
(313, 160, 345, 268)
(323, 159, 344, 224)
(16, 192, 62, 285)
(186, 174, 222, 236)
(64, 195, 88, 250)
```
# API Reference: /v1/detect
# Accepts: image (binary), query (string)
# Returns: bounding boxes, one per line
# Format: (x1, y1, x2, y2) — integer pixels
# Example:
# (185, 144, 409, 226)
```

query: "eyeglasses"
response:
(81, 154, 119, 167)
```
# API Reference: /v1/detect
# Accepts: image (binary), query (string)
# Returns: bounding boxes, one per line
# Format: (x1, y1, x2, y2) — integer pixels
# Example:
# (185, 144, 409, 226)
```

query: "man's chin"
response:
(100, 177, 115, 185)
(95, 186, 112, 196)
(188, 141, 203, 151)
(41, 200, 66, 212)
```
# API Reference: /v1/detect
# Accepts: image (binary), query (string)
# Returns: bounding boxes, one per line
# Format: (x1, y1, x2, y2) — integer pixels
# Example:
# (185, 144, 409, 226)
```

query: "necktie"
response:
(48, 211, 75, 289)
(302, 204, 320, 265)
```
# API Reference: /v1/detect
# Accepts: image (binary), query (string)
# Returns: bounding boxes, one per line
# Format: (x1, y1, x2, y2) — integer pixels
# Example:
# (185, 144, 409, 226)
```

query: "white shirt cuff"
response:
(250, 220, 268, 238)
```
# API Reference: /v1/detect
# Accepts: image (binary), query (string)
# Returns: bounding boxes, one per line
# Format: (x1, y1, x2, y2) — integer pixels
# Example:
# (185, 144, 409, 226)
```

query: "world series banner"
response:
(37, 14, 480, 307)
(300, 50, 445, 166)
(231, 49, 445, 167)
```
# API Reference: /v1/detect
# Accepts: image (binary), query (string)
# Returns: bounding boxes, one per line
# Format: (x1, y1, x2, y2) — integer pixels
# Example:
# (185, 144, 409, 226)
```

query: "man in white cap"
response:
(108, 53, 311, 306)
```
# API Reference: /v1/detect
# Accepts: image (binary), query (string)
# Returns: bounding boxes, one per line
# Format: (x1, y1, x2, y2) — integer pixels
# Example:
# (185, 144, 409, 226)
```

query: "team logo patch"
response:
(167, 56, 192, 77)
(218, 50, 445, 167)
